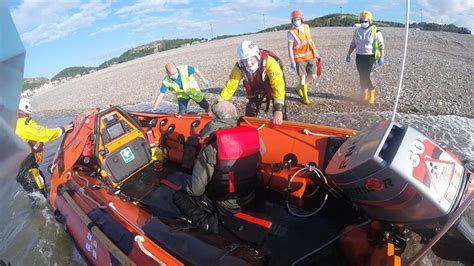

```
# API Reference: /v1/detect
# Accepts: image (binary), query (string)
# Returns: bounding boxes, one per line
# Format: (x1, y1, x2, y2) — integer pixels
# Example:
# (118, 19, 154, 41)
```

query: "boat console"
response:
(95, 108, 153, 186)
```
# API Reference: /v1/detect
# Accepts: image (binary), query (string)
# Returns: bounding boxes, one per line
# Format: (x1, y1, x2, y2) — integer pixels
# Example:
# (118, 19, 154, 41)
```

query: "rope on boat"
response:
(241, 116, 267, 131)
(175, 114, 202, 119)
(286, 164, 329, 218)
(134, 236, 167, 266)
(391, 0, 411, 121)
(302, 128, 331, 137)
(291, 220, 371, 266)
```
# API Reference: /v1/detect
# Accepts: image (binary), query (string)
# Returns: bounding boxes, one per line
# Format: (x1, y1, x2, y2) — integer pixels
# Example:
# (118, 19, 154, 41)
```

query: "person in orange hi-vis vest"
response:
(287, 10, 320, 105)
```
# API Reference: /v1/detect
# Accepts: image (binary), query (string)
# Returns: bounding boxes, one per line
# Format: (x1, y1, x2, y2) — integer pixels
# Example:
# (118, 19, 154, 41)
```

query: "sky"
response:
(6, 0, 474, 79)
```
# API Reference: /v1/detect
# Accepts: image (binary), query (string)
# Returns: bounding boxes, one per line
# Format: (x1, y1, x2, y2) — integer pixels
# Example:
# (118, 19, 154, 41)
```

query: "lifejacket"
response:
(236, 49, 282, 99)
(17, 112, 44, 153)
(205, 126, 260, 201)
(289, 24, 318, 63)
(162, 65, 204, 102)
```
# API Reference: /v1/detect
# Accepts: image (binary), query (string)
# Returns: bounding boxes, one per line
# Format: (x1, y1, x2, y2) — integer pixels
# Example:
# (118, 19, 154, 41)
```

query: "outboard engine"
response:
(325, 120, 473, 263)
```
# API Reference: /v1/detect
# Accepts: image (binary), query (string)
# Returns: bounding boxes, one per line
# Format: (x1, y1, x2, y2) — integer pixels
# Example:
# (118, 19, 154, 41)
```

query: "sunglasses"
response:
(360, 20, 369, 23)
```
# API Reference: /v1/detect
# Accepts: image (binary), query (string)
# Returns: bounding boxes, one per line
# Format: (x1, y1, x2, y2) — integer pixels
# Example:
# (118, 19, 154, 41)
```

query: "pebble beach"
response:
(32, 27, 473, 121)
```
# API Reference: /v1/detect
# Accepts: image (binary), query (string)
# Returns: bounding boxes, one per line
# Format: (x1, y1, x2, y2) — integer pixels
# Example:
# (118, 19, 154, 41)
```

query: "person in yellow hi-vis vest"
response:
(152, 63, 210, 114)
(345, 10, 385, 105)
(15, 98, 73, 198)
(287, 10, 320, 105)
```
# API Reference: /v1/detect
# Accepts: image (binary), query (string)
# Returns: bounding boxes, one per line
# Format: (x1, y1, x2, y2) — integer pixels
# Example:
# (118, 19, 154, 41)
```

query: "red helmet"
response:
(291, 10, 303, 21)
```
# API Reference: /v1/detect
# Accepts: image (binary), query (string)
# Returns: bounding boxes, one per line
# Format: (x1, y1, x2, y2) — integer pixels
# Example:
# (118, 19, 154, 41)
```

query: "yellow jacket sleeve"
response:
(16, 117, 63, 143)
(218, 65, 243, 101)
(266, 56, 285, 105)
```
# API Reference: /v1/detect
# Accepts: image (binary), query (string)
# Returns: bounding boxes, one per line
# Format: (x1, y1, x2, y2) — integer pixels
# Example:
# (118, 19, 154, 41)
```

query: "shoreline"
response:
(32, 27, 474, 120)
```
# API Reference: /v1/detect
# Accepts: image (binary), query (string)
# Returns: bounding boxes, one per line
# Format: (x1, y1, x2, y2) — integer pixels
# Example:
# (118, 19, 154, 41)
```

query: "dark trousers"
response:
(177, 97, 210, 114)
(356, 54, 375, 91)
(173, 190, 219, 233)
(16, 152, 45, 195)
(245, 98, 288, 120)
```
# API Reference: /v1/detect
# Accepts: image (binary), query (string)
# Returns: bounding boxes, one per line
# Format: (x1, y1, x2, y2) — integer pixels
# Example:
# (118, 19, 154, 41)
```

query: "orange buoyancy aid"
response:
(205, 126, 260, 201)
(237, 49, 282, 99)
(289, 24, 318, 62)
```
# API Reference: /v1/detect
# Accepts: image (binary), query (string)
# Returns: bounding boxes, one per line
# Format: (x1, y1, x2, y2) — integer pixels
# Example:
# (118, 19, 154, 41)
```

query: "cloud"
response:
(115, 0, 190, 17)
(12, 0, 112, 45)
(209, 0, 288, 17)
(371, 2, 401, 11)
(131, 10, 212, 37)
(24, 0, 289, 43)
(11, 0, 80, 32)
(294, 0, 348, 4)
(417, 0, 474, 30)
(90, 19, 141, 36)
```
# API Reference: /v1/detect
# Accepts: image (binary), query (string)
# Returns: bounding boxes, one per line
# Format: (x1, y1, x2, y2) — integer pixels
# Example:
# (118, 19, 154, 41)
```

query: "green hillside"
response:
(48, 13, 470, 81)
(22, 77, 49, 91)
(51, 66, 96, 81)
(260, 13, 470, 34)
(98, 38, 200, 69)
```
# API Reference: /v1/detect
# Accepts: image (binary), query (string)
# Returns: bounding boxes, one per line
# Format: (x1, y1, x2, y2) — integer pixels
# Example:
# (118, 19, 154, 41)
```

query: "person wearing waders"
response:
(287, 10, 320, 105)
(15, 98, 73, 198)
(345, 10, 385, 105)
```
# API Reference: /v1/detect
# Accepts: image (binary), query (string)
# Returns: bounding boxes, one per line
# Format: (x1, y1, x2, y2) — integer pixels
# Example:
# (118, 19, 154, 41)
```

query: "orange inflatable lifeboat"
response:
(48, 106, 473, 265)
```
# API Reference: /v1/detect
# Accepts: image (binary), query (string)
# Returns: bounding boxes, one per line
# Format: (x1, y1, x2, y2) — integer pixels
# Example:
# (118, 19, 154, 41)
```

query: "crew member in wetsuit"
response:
(15, 98, 73, 198)
(173, 101, 265, 232)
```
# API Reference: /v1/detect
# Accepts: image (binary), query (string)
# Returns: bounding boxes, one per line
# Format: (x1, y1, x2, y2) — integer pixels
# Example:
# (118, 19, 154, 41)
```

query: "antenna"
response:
(263, 13, 266, 30)
(210, 23, 213, 39)
(391, 0, 411, 121)
(339, 6, 342, 15)
(420, 8, 423, 29)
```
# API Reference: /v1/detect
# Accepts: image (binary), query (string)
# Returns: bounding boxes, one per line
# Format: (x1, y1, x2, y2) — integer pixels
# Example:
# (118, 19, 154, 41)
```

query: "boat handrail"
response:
(72, 170, 108, 209)
(108, 202, 145, 235)
(135, 236, 167, 266)
(303, 128, 340, 137)
(61, 191, 136, 266)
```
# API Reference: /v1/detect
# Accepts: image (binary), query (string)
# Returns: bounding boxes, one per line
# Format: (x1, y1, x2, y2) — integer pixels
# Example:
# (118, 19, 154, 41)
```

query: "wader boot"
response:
(361, 88, 369, 102)
(295, 85, 304, 99)
(302, 84, 311, 105)
(369, 89, 376, 104)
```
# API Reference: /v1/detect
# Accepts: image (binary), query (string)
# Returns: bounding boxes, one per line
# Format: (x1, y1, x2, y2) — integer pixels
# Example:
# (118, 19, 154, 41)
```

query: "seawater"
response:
(1, 101, 472, 264)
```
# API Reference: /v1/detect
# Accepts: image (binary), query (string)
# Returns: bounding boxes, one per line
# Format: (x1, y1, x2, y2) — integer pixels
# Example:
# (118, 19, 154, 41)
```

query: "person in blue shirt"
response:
(152, 62, 211, 114)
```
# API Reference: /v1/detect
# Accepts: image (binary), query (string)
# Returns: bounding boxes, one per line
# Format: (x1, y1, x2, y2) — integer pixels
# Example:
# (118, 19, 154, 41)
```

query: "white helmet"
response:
(237, 41, 260, 61)
(19, 98, 32, 114)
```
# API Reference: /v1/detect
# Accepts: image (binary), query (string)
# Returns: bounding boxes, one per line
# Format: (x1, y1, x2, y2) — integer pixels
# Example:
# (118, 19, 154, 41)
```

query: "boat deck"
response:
(122, 162, 358, 265)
